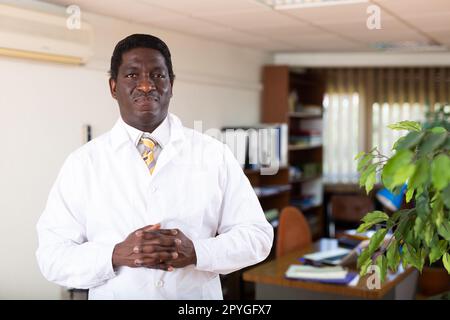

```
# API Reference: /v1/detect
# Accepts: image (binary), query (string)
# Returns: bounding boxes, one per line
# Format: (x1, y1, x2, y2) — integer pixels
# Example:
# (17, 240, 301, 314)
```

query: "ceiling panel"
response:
(399, 12, 450, 33)
(374, 0, 450, 17)
(242, 23, 324, 38)
(138, 0, 266, 16)
(197, 9, 306, 30)
(427, 30, 450, 45)
(141, 15, 231, 35)
(282, 2, 384, 24)
(43, 0, 187, 23)
(321, 18, 427, 43)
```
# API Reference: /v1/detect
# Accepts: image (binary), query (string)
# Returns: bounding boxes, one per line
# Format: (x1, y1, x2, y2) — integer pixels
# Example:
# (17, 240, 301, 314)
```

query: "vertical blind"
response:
(321, 67, 450, 184)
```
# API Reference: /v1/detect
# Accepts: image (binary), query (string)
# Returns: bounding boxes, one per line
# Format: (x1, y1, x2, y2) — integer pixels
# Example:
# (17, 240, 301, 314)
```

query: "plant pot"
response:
(418, 266, 450, 296)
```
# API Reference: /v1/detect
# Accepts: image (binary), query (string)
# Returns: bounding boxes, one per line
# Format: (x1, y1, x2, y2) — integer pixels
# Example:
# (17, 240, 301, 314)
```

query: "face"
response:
(109, 47, 173, 132)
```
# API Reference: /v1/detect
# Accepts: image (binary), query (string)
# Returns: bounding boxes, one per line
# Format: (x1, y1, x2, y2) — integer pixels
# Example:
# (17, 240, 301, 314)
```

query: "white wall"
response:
(0, 5, 271, 299)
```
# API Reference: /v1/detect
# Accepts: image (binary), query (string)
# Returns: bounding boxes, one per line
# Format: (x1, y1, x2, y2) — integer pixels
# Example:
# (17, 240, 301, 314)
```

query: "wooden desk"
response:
(243, 239, 418, 300)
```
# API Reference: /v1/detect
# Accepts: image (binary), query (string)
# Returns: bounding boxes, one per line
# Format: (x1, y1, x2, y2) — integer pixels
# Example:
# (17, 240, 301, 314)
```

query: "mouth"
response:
(133, 95, 159, 107)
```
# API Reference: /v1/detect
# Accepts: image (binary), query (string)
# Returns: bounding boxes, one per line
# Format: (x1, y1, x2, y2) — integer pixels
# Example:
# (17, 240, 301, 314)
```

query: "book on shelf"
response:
(294, 104, 322, 115)
(253, 184, 291, 197)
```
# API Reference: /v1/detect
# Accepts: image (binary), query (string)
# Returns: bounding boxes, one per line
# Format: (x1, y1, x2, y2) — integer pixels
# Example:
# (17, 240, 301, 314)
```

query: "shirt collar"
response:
(110, 113, 184, 151)
(119, 115, 170, 148)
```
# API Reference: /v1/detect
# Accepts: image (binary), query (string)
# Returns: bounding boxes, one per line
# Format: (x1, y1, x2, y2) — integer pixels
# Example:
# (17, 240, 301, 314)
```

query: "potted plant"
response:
(355, 107, 450, 292)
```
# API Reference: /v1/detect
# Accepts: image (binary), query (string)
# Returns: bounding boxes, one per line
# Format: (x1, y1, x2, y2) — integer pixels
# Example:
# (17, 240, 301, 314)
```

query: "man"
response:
(36, 34, 273, 299)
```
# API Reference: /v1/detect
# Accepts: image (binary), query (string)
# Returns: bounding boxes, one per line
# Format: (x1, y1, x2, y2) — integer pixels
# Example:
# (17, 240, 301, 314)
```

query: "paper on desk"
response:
(302, 248, 351, 262)
(285, 265, 348, 280)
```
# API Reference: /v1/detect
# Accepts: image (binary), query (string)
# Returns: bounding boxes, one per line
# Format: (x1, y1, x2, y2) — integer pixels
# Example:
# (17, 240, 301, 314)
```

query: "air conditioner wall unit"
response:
(0, 4, 94, 65)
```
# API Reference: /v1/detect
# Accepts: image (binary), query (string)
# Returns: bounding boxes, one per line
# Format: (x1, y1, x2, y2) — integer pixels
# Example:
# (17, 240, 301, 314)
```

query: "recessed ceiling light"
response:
(258, 0, 369, 10)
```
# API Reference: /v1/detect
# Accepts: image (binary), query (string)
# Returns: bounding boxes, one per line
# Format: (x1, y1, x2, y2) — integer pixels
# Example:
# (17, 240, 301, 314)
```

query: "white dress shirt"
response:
(36, 113, 273, 300)
(121, 114, 169, 161)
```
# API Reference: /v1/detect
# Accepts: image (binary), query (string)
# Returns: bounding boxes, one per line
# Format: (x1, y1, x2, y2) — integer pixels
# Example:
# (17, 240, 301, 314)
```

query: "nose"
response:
(137, 75, 156, 93)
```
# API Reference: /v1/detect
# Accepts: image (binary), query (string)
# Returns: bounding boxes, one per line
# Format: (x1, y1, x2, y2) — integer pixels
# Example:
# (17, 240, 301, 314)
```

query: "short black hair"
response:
(109, 34, 175, 83)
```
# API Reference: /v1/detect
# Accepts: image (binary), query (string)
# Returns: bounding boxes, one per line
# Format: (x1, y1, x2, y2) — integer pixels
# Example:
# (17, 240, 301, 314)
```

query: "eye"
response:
(152, 73, 166, 79)
(126, 73, 137, 78)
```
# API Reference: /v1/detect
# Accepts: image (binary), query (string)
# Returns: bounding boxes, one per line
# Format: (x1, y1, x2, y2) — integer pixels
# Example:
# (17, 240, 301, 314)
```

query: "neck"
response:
(135, 119, 164, 133)
(124, 114, 167, 133)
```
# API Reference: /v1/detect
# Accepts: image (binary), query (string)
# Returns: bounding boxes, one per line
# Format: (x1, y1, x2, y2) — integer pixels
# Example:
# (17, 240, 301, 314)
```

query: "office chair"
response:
(276, 206, 312, 258)
(328, 194, 374, 237)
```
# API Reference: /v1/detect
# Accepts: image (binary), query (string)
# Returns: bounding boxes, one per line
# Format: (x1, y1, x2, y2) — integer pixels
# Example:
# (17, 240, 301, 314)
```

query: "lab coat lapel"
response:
(151, 113, 185, 177)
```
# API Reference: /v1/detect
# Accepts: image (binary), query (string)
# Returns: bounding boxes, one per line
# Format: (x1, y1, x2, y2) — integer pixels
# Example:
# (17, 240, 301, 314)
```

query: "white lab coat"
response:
(36, 113, 273, 299)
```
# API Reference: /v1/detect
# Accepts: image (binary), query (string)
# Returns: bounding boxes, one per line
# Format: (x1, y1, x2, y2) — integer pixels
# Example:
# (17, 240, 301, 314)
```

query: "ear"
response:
(109, 78, 117, 99)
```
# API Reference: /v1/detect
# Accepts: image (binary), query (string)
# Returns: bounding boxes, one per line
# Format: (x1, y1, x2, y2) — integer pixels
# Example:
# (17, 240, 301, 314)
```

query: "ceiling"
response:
(41, 0, 450, 53)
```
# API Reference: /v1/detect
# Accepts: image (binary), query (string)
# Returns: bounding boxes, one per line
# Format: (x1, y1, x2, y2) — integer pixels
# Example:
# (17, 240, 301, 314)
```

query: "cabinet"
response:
(261, 65, 326, 240)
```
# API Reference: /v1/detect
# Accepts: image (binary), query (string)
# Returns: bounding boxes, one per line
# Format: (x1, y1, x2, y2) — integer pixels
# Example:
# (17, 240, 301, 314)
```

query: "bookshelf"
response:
(261, 65, 326, 241)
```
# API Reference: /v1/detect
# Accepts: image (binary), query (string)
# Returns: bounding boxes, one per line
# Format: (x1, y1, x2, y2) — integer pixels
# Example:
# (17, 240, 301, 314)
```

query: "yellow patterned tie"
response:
(140, 136, 157, 174)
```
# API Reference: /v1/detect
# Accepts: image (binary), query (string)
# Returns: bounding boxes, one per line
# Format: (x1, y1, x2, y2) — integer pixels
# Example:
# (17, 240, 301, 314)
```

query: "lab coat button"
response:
(155, 280, 164, 287)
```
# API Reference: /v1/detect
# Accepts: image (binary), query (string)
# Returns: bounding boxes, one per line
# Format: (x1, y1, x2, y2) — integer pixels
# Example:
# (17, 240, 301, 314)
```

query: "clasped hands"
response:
(112, 224, 197, 271)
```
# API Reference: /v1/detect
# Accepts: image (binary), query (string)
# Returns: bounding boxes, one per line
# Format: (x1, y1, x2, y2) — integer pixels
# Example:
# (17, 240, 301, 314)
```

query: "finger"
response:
(134, 245, 177, 254)
(144, 229, 178, 236)
(147, 251, 179, 261)
(151, 263, 174, 272)
(143, 223, 161, 232)
(134, 251, 178, 264)
(142, 233, 178, 246)
(153, 229, 179, 236)
(135, 223, 161, 237)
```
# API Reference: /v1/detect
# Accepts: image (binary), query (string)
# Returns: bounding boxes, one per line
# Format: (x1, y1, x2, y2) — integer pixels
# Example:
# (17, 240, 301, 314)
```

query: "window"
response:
(372, 102, 425, 157)
(323, 93, 360, 184)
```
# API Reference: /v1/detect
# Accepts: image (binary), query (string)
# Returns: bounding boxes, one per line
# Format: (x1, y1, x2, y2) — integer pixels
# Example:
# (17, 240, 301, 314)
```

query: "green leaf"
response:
(386, 239, 400, 272)
(443, 253, 450, 274)
(403, 245, 424, 272)
(357, 247, 371, 269)
(354, 151, 366, 161)
(382, 149, 414, 190)
(357, 153, 374, 171)
(376, 254, 388, 283)
(444, 136, 450, 151)
(429, 240, 447, 264)
(368, 228, 388, 254)
(394, 131, 425, 151)
(359, 163, 377, 188)
(437, 220, 450, 240)
(359, 255, 372, 277)
(416, 194, 431, 218)
(431, 154, 450, 191)
(390, 209, 413, 223)
(431, 194, 444, 227)
(408, 158, 429, 192)
(417, 131, 447, 158)
(357, 211, 389, 232)
(443, 185, 450, 209)
(356, 222, 372, 233)
(405, 187, 414, 203)
(388, 121, 421, 132)
(430, 126, 447, 133)
(423, 221, 434, 247)
(365, 171, 376, 193)
(395, 217, 413, 241)
(361, 211, 390, 224)
(414, 216, 425, 238)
